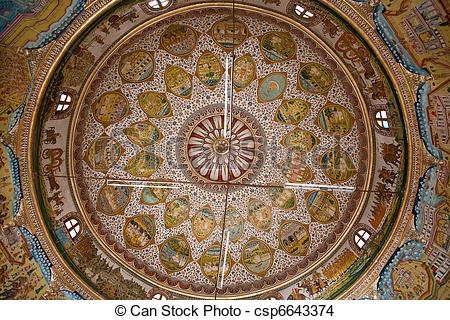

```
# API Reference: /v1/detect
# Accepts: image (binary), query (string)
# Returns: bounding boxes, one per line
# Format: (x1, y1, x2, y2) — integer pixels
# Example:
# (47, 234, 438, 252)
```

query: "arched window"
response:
(294, 4, 314, 19)
(354, 229, 371, 249)
(64, 218, 81, 239)
(151, 292, 168, 300)
(56, 92, 72, 112)
(147, 0, 172, 11)
(375, 110, 390, 129)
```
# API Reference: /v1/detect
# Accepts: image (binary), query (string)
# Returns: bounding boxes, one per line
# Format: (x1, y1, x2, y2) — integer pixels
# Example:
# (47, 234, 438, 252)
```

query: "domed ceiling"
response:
(0, 0, 448, 300)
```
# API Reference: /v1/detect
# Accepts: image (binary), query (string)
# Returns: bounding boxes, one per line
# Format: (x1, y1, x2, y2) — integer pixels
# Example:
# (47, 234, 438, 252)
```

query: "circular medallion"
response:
(210, 16, 249, 51)
(119, 50, 155, 83)
(278, 220, 310, 256)
(123, 214, 156, 249)
(91, 91, 130, 127)
(159, 235, 192, 273)
(260, 31, 296, 63)
(241, 239, 274, 276)
(160, 24, 198, 57)
(297, 62, 334, 94)
(199, 243, 233, 284)
(83, 134, 124, 173)
(178, 104, 265, 190)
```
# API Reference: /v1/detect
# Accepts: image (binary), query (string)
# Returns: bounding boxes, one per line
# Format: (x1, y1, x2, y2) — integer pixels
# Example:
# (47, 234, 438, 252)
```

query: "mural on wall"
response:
(376, 0, 450, 160)
(0, 0, 87, 48)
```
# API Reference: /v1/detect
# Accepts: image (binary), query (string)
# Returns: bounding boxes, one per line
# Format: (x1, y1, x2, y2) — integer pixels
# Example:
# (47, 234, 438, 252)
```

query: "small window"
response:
(375, 110, 390, 129)
(147, 0, 172, 11)
(64, 218, 81, 239)
(56, 92, 72, 112)
(294, 4, 314, 19)
(354, 229, 371, 249)
(151, 293, 168, 300)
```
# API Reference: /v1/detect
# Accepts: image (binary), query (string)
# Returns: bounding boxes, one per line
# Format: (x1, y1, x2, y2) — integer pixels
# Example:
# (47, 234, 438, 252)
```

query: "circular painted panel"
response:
(260, 32, 296, 63)
(119, 50, 155, 82)
(241, 239, 274, 276)
(257, 72, 287, 102)
(160, 24, 198, 57)
(199, 244, 233, 284)
(316, 104, 355, 137)
(297, 62, 334, 94)
(305, 191, 339, 224)
(319, 148, 356, 182)
(210, 16, 248, 51)
(123, 214, 156, 249)
(91, 91, 130, 127)
(159, 235, 191, 273)
(278, 220, 310, 256)
(233, 54, 257, 91)
(196, 51, 223, 89)
(83, 135, 123, 173)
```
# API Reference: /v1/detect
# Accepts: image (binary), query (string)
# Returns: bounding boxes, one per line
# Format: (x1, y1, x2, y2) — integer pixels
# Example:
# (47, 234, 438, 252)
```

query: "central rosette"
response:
(178, 104, 265, 189)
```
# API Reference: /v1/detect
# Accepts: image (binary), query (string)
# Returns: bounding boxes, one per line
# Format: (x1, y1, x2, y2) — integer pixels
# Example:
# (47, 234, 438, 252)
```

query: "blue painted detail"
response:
(412, 165, 445, 232)
(8, 104, 25, 132)
(414, 82, 443, 159)
(3, 143, 23, 217)
(59, 290, 84, 300)
(25, 0, 87, 49)
(54, 226, 69, 246)
(0, 0, 37, 32)
(377, 240, 425, 299)
(373, 4, 429, 76)
(19, 226, 53, 283)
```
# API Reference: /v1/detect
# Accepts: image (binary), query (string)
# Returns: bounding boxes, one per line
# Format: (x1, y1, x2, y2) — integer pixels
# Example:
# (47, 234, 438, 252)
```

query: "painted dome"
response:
(2, 0, 448, 301)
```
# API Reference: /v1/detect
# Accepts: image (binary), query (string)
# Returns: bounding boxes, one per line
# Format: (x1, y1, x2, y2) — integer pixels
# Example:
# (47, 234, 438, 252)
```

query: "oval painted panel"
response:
(124, 151, 163, 178)
(196, 51, 223, 89)
(159, 235, 191, 273)
(233, 54, 256, 91)
(164, 196, 190, 228)
(274, 99, 310, 125)
(279, 220, 310, 256)
(247, 199, 272, 231)
(91, 91, 130, 127)
(164, 65, 192, 98)
(160, 24, 198, 57)
(138, 91, 173, 119)
(199, 244, 233, 284)
(305, 191, 339, 224)
(123, 214, 156, 249)
(319, 148, 356, 182)
(267, 187, 297, 210)
(298, 62, 333, 94)
(141, 184, 171, 206)
(258, 72, 287, 102)
(96, 184, 132, 216)
(210, 16, 248, 51)
(123, 120, 163, 147)
(278, 157, 314, 183)
(119, 50, 154, 82)
(260, 32, 296, 63)
(241, 239, 274, 276)
(280, 129, 319, 154)
(84, 134, 123, 173)
(316, 104, 354, 137)
(191, 206, 215, 242)
(224, 206, 244, 243)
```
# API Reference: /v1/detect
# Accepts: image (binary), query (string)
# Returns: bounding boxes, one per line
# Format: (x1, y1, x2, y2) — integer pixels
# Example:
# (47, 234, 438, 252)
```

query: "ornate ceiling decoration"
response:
(2, 0, 447, 301)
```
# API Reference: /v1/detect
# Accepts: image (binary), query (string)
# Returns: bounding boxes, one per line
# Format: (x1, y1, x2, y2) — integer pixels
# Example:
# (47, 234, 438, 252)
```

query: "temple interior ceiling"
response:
(0, 0, 448, 300)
